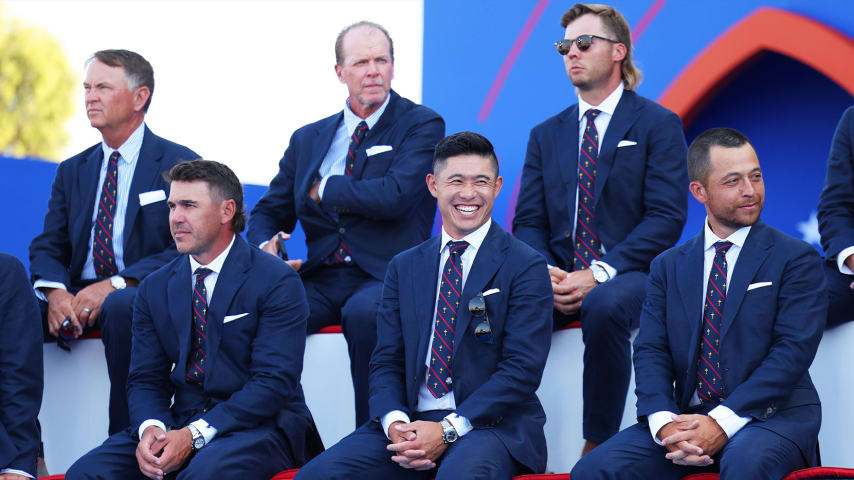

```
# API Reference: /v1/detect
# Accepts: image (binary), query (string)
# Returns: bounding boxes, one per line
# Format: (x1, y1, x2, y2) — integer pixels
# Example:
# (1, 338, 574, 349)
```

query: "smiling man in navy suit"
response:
(512, 4, 688, 453)
(67, 160, 322, 480)
(29, 50, 198, 435)
(248, 21, 444, 427)
(572, 128, 825, 479)
(296, 132, 553, 479)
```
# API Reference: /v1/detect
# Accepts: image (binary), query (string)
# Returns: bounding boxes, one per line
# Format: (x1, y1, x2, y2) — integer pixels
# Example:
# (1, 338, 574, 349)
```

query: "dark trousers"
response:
(66, 423, 293, 480)
(301, 265, 383, 427)
(824, 260, 854, 328)
(295, 410, 525, 480)
(554, 271, 646, 444)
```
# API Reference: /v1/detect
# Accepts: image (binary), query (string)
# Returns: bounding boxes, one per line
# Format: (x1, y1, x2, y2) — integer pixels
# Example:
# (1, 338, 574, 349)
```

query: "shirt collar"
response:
(344, 93, 390, 134)
(101, 121, 146, 164)
(189, 234, 236, 275)
(440, 218, 492, 254)
(578, 81, 624, 120)
(703, 217, 751, 251)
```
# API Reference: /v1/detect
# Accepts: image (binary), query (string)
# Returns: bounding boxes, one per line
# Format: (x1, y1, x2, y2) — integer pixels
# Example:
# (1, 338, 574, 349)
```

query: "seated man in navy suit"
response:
(248, 21, 444, 427)
(29, 49, 198, 435)
(296, 132, 554, 479)
(0, 254, 43, 479)
(67, 160, 322, 480)
(818, 105, 854, 328)
(512, 3, 688, 454)
(572, 128, 825, 480)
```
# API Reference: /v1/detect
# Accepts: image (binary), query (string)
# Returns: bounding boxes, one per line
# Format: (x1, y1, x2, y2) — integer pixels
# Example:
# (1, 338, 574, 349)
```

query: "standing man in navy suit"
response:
(572, 128, 825, 479)
(512, 3, 688, 453)
(0, 254, 43, 479)
(248, 21, 444, 427)
(29, 50, 198, 435)
(818, 105, 854, 328)
(296, 132, 553, 479)
(67, 160, 323, 480)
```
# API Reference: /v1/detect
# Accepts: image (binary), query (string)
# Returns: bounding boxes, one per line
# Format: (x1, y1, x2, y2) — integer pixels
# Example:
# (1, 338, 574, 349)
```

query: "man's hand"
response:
(309, 182, 321, 203)
(657, 419, 710, 466)
(661, 414, 728, 462)
(136, 425, 167, 479)
(388, 420, 416, 445)
(154, 428, 193, 475)
(0, 473, 32, 480)
(845, 254, 854, 289)
(552, 269, 597, 315)
(387, 421, 448, 470)
(71, 278, 114, 327)
(44, 288, 78, 338)
(260, 232, 304, 271)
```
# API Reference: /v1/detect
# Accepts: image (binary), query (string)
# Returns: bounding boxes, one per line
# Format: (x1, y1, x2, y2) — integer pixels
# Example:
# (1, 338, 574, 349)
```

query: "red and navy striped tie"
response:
(427, 240, 468, 398)
(697, 241, 732, 404)
(93, 151, 120, 278)
(187, 267, 212, 386)
(573, 109, 602, 272)
(328, 121, 368, 265)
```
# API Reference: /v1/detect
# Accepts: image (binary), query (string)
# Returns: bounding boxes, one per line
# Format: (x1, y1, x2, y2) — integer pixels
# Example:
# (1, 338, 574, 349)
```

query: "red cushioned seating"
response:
(270, 469, 298, 480)
(39, 475, 66, 480)
(268, 472, 571, 479)
(783, 467, 854, 479)
(682, 474, 719, 480)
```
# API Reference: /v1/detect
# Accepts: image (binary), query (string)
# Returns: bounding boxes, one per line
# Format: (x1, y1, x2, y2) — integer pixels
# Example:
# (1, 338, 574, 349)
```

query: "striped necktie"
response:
(573, 109, 603, 272)
(696, 241, 732, 405)
(187, 267, 213, 386)
(427, 240, 468, 398)
(93, 151, 120, 278)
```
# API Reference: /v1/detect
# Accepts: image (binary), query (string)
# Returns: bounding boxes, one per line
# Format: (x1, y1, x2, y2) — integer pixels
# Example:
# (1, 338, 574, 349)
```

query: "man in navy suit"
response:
(67, 160, 322, 479)
(818, 105, 854, 328)
(29, 50, 198, 435)
(512, 3, 688, 453)
(296, 132, 553, 479)
(0, 254, 43, 480)
(572, 128, 825, 479)
(248, 21, 444, 427)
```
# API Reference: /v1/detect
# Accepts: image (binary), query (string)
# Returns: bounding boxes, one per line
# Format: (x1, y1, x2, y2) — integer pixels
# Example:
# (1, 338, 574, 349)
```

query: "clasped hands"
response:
(44, 279, 117, 339)
(135, 425, 193, 479)
(658, 414, 728, 467)
(550, 266, 597, 315)
(386, 420, 447, 470)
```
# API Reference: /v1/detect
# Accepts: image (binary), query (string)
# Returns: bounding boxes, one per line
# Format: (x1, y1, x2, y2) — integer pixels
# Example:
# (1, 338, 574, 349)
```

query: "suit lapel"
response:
(414, 236, 442, 378)
(204, 236, 251, 379)
(595, 90, 640, 205)
(72, 146, 105, 271)
(720, 222, 773, 339)
(167, 257, 192, 375)
(557, 106, 579, 210)
(353, 91, 399, 179)
(453, 223, 507, 347)
(123, 127, 162, 246)
(676, 231, 705, 373)
(302, 113, 342, 195)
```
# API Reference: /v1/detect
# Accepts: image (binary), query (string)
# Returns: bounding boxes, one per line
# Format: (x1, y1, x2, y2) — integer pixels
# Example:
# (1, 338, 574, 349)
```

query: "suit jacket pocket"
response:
(361, 150, 394, 178)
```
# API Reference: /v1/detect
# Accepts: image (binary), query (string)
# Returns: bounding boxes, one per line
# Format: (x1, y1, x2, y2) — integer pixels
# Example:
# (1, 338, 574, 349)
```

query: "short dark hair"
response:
(334, 21, 394, 65)
(687, 127, 755, 184)
(165, 160, 246, 233)
(88, 49, 155, 112)
(433, 131, 499, 177)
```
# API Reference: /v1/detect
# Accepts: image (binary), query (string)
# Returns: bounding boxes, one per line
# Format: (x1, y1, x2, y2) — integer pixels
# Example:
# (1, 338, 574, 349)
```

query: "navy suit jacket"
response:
(0, 254, 43, 476)
(369, 222, 553, 473)
(127, 236, 323, 464)
(29, 126, 198, 287)
(818, 105, 854, 261)
(513, 90, 688, 273)
(247, 90, 445, 281)
(633, 221, 825, 459)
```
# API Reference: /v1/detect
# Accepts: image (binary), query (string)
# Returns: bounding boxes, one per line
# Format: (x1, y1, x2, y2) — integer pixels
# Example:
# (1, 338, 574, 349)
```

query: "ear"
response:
(492, 176, 504, 198)
(426, 173, 438, 199)
(688, 180, 707, 204)
(221, 198, 236, 226)
(335, 64, 345, 84)
(133, 86, 151, 113)
(612, 42, 627, 63)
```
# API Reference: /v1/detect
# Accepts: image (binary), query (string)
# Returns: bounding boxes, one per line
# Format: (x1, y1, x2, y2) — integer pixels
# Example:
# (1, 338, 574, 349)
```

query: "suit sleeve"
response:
(247, 136, 300, 246)
(0, 255, 43, 476)
(633, 255, 680, 420)
(202, 268, 309, 435)
(320, 111, 444, 220)
(512, 127, 559, 265)
(601, 112, 688, 273)
(454, 254, 553, 426)
(722, 245, 826, 420)
(28, 160, 75, 286)
(818, 106, 854, 260)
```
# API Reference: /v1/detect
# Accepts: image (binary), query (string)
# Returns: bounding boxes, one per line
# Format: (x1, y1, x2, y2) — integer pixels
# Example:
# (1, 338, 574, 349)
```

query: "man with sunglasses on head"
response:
(296, 132, 553, 479)
(513, 3, 689, 455)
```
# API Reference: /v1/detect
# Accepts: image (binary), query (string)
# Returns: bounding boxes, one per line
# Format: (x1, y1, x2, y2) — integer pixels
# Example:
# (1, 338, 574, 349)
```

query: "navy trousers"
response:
(823, 260, 854, 328)
(301, 265, 382, 428)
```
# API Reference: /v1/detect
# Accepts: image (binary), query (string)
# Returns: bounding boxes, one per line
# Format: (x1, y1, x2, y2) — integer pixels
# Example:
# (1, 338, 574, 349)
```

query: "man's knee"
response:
(341, 284, 381, 341)
(99, 287, 137, 336)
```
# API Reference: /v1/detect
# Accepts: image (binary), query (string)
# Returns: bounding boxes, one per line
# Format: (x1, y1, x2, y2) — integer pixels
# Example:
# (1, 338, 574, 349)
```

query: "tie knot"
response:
(713, 241, 733, 256)
(194, 267, 213, 282)
(109, 151, 120, 162)
(355, 121, 369, 135)
(585, 109, 601, 120)
(447, 240, 469, 255)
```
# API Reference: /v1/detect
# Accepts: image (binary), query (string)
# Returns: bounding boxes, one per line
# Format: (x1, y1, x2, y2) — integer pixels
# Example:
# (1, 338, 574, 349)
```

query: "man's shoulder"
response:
(530, 105, 576, 135)
(143, 129, 199, 161)
(621, 90, 679, 122)
(753, 222, 820, 260)
(387, 92, 442, 123)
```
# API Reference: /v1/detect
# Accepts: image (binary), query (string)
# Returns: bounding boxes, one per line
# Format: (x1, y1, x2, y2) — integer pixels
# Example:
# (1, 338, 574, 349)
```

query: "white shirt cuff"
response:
(138, 419, 167, 440)
(381, 410, 411, 440)
(259, 240, 270, 249)
(648, 410, 677, 446)
(0, 468, 34, 478)
(33, 279, 67, 302)
(591, 260, 617, 281)
(837, 246, 854, 274)
(190, 418, 218, 445)
(318, 176, 330, 199)
(445, 412, 473, 437)
(708, 405, 750, 439)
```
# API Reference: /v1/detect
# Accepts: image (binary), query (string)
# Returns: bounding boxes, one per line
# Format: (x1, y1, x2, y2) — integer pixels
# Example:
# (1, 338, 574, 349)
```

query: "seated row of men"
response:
(5, 2, 850, 479)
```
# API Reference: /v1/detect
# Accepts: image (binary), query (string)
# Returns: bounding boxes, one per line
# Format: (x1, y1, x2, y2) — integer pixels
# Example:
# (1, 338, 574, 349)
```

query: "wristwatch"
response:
(187, 424, 205, 451)
(110, 275, 127, 290)
(440, 419, 458, 444)
(590, 264, 610, 284)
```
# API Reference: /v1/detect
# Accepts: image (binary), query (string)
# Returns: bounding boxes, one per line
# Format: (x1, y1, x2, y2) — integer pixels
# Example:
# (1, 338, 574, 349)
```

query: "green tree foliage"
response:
(0, 6, 75, 160)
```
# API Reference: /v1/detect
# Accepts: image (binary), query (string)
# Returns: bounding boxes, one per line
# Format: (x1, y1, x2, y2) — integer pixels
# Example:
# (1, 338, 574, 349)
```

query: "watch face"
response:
(193, 437, 205, 449)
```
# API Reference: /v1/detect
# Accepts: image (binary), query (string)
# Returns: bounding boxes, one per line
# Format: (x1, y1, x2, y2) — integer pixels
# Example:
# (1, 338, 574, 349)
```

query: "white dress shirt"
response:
(836, 245, 854, 274)
(647, 219, 752, 444)
(34, 121, 146, 298)
(380, 219, 493, 439)
(138, 234, 236, 446)
(573, 83, 624, 280)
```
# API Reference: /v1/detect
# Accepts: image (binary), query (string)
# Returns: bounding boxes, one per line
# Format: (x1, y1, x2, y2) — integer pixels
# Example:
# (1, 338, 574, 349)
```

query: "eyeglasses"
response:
(555, 35, 619, 55)
(468, 293, 492, 339)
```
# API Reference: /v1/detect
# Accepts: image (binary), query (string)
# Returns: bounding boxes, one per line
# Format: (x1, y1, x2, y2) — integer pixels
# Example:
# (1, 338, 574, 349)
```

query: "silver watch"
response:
(187, 424, 205, 450)
(590, 264, 610, 284)
(440, 419, 458, 444)
(110, 275, 127, 290)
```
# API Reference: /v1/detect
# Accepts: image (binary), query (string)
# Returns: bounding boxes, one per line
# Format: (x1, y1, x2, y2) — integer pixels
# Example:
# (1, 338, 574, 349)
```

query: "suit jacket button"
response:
(339, 227, 346, 234)
(565, 231, 571, 238)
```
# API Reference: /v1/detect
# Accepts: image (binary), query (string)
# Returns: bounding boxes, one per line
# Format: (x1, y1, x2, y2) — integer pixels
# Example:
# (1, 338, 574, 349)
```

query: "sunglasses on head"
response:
(555, 35, 619, 55)
(468, 293, 492, 339)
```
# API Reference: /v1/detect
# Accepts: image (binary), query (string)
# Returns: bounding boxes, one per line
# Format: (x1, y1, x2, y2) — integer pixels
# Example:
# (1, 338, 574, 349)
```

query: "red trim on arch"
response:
(658, 7, 854, 127)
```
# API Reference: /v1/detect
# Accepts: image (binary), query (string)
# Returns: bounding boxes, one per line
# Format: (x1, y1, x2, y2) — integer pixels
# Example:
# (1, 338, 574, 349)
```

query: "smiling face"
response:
(335, 25, 394, 118)
(427, 153, 503, 240)
(168, 180, 235, 265)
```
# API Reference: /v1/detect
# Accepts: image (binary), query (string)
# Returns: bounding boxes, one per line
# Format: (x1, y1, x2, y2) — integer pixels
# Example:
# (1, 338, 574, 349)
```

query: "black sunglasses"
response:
(468, 294, 492, 339)
(555, 35, 619, 55)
